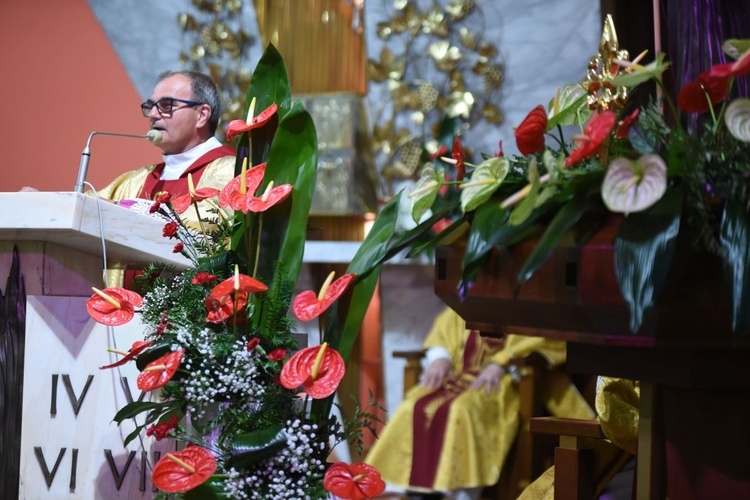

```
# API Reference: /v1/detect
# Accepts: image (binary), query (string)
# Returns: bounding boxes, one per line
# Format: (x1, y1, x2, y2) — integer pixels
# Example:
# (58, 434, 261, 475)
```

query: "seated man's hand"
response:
(420, 358, 454, 390)
(469, 363, 505, 394)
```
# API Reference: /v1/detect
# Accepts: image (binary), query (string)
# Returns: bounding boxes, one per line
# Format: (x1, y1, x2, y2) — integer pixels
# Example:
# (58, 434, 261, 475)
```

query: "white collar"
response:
(161, 137, 222, 180)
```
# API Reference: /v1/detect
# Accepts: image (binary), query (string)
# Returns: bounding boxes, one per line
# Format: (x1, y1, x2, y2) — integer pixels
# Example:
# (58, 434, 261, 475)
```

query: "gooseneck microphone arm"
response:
(73, 130, 162, 193)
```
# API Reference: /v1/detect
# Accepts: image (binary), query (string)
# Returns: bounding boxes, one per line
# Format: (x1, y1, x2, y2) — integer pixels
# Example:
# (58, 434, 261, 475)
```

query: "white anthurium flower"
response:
(602, 155, 667, 214)
(547, 83, 591, 127)
(408, 164, 443, 223)
(724, 98, 750, 143)
(460, 156, 510, 213)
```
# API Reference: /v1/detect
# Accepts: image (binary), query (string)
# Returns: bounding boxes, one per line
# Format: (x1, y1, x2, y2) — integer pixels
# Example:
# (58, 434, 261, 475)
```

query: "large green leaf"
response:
(459, 202, 557, 296)
(113, 401, 173, 424)
(615, 184, 683, 333)
(517, 195, 600, 286)
(720, 180, 750, 338)
(243, 44, 293, 171)
(227, 425, 287, 469)
(257, 102, 317, 291)
(184, 478, 232, 500)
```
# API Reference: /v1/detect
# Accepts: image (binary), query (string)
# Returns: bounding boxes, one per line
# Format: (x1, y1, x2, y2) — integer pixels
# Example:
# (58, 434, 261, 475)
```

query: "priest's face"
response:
(145, 74, 211, 155)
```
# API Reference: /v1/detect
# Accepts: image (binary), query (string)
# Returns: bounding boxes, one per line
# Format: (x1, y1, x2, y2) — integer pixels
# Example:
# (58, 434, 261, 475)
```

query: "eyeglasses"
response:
(141, 97, 205, 117)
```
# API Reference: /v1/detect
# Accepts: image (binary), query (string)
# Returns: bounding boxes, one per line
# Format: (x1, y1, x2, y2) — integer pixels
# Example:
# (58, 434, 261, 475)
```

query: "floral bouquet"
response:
(85, 45, 440, 499)
(408, 16, 750, 337)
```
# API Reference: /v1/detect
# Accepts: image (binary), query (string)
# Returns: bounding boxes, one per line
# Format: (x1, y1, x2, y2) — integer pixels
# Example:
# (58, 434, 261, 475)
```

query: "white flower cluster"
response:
(176, 329, 264, 417)
(221, 419, 329, 499)
(140, 282, 171, 316)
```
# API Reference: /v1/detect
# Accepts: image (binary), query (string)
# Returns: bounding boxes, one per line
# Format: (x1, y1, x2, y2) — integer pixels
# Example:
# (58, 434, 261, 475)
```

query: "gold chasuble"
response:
(366, 309, 595, 492)
(96, 147, 235, 286)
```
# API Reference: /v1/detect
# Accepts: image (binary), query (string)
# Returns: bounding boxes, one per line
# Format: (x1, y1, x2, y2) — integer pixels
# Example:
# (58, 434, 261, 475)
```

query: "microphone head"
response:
(146, 130, 163, 144)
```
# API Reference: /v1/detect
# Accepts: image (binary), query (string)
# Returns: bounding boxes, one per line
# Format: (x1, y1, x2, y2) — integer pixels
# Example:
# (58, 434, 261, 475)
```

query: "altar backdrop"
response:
(0, 0, 600, 415)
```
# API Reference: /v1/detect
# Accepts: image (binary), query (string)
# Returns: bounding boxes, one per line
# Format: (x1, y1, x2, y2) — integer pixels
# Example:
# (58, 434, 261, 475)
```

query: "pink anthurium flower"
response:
(564, 110, 617, 167)
(323, 462, 386, 500)
(292, 272, 357, 322)
(170, 173, 220, 215)
(279, 342, 346, 399)
(205, 266, 268, 324)
(86, 287, 143, 326)
(151, 446, 217, 493)
(100, 340, 152, 370)
(234, 180, 294, 213)
(218, 159, 267, 210)
(137, 349, 185, 391)
(226, 97, 278, 140)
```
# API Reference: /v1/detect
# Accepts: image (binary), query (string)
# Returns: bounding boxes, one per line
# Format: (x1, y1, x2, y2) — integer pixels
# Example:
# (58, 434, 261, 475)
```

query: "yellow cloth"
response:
(366, 308, 594, 492)
(97, 156, 235, 287)
(518, 377, 640, 499)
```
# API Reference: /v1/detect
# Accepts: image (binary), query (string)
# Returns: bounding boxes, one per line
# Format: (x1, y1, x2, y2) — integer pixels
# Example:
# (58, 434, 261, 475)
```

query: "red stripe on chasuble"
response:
(409, 331, 484, 488)
(138, 145, 236, 200)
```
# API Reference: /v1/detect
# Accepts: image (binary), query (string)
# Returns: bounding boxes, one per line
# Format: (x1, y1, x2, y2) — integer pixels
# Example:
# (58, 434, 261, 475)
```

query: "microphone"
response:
(74, 130, 163, 193)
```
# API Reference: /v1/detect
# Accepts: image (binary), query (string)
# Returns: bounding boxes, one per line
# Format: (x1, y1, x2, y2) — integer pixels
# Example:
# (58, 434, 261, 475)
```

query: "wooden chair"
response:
(529, 417, 605, 500)
(391, 350, 575, 499)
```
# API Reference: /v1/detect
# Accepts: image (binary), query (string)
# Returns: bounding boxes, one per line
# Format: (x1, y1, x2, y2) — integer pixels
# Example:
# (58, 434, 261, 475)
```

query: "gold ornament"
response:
(582, 14, 630, 111)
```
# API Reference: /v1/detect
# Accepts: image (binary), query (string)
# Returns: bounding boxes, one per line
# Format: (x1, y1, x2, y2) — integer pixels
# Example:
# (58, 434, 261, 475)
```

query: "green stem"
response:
(252, 213, 263, 279)
(192, 201, 213, 256)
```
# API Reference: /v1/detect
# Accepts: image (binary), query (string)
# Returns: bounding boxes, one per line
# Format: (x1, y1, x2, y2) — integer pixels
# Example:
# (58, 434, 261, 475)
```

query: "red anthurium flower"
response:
(191, 271, 218, 285)
(170, 173, 220, 214)
(151, 446, 217, 493)
(451, 136, 466, 181)
(677, 70, 730, 114)
(226, 98, 278, 140)
(268, 348, 287, 361)
(205, 268, 268, 324)
(279, 342, 345, 399)
(708, 50, 750, 79)
(514, 105, 548, 156)
(219, 160, 267, 210)
(564, 110, 617, 168)
(234, 181, 293, 213)
(615, 109, 640, 139)
(146, 415, 179, 440)
(292, 272, 357, 322)
(323, 462, 386, 500)
(86, 287, 143, 326)
(495, 140, 505, 158)
(137, 349, 184, 391)
(100, 340, 152, 370)
(432, 217, 453, 234)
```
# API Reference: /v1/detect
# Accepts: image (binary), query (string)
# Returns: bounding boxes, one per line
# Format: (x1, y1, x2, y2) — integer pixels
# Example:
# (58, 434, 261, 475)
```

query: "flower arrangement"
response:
(85, 45, 439, 499)
(408, 16, 750, 337)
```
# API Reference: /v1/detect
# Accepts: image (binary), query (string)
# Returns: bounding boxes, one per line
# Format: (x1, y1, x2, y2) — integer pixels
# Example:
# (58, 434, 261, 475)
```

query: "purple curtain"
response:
(666, 0, 750, 97)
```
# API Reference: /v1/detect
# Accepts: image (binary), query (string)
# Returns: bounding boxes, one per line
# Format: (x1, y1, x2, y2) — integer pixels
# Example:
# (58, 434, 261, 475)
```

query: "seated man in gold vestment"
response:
(366, 307, 596, 500)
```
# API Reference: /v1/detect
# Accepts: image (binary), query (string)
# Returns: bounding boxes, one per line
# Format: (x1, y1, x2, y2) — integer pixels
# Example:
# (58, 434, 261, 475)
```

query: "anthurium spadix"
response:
(601, 154, 667, 213)
(460, 156, 509, 213)
(408, 165, 444, 223)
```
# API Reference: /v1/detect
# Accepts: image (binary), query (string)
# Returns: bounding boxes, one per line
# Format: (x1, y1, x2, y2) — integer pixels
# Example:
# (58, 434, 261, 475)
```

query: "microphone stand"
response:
(73, 131, 161, 193)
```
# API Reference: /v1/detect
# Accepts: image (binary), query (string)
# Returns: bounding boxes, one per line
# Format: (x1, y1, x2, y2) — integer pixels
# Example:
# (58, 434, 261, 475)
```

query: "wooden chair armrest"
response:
(530, 417, 605, 440)
(392, 349, 426, 360)
(508, 352, 550, 369)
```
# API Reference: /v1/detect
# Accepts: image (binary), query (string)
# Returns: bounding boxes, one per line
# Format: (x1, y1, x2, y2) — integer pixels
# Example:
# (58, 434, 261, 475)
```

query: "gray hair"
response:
(157, 70, 221, 135)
